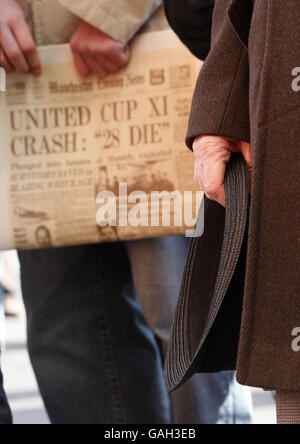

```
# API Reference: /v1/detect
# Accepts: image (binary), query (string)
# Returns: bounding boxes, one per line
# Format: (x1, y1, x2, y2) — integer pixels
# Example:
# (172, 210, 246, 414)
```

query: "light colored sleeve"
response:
(59, 0, 163, 43)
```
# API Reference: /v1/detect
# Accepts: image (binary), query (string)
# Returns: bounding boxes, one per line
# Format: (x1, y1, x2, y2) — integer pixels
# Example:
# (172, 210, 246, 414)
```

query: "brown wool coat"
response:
(166, 0, 300, 392)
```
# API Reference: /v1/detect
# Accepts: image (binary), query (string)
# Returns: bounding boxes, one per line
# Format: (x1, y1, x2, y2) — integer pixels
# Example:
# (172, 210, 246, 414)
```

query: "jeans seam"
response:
(92, 246, 127, 424)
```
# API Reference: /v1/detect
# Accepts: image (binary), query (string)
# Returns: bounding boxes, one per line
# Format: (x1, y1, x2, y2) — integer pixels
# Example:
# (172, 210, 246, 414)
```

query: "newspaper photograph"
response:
(0, 30, 203, 250)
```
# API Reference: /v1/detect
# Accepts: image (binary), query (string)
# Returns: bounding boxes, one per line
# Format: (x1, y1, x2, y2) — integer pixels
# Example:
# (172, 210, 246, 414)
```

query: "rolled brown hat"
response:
(165, 154, 250, 392)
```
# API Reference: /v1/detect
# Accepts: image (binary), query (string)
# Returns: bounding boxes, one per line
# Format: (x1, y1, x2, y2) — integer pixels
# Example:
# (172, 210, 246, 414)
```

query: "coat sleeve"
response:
(59, 0, 163, 44)
(186, 0, 251, 149)
(164, 0, 214, 61)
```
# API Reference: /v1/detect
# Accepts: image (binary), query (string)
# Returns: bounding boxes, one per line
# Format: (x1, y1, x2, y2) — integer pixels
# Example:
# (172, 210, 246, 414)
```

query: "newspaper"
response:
(0, 30, 203, 250)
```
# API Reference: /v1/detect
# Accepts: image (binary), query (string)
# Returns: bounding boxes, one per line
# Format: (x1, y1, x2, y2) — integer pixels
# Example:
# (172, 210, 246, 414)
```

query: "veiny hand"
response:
(193, 135, 252, 207)
(0, 0, 41, 75)
(70, 22, 130, 78)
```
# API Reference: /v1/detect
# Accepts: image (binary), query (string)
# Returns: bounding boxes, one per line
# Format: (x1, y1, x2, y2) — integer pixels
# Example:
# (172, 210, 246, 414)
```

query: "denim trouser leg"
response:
(0, 366, 12, 425)
(19, 236, 253, 424)
(18, 243, 170, 424)
(0, 277, 13, 425)
(169, 371, 253, 424)
(126, 236, 253, 424)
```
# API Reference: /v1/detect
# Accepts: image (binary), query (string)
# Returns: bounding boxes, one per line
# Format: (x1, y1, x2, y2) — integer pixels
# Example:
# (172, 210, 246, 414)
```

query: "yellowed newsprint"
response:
(0, 30, 203, 250)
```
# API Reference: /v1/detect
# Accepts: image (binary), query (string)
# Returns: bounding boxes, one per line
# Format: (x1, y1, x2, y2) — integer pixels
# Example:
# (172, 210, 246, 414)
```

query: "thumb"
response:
(119, 44, 130, 66)
(202, 160, 227, 207)
(239, 142, 253, 182)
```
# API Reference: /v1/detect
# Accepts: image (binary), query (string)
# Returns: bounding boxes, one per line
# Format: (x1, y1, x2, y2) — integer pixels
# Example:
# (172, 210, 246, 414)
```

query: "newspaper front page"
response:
(0, 30, 203, 250)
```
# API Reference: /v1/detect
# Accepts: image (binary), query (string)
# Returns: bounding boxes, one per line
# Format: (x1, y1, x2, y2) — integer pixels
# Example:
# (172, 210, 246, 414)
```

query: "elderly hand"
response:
(193, 135, 252, 207)
(0, 0, 41, 75)
(70, 22, 130, 78)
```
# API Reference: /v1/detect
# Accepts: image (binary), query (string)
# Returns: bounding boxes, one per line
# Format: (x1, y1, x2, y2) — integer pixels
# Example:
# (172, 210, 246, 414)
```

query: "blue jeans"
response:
(18, 237, 252, 424)
(0, 267, 13, 425)
(0, 369, 12, 425)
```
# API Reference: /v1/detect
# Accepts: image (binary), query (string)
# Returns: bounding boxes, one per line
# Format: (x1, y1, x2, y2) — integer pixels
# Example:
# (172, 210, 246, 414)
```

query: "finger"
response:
(88, 53, 119, 73)
(0, 50, 15, 73)
(193, 140, 202, 159)
(202, 160, 227, 207)
(82, 55, 108, 78)
(72, 52, 91, 77)
(104, 42, 130, 67)
(194, 161, 197, 182)
(194, 160, 204, 190)
(11, 18, 41, 76)
(240, 142, 253, 175)
(1, 25, 30, 73)
(229, 139, 253, 174)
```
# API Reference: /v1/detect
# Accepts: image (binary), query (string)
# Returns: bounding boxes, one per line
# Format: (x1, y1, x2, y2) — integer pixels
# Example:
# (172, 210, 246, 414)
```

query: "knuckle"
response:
(70, 37, 77, 51)
(80, 44, 89, 56)
(23, 43, 35, 55)
(204, 183, 220, 200)
(100, 45, 109, 57)
(70, 37, 82, 52)
(9, 12, 23, 25)
(119, 56, 128, 67)
(86, 42, 94, 52)
(201, 143, 215, 159)
(101, 41, 115, 57)
(119, 49, 129, 65)
(193, 139, 205, 154)
(87, 43, 98, 55)
(10, 51, 20, 63)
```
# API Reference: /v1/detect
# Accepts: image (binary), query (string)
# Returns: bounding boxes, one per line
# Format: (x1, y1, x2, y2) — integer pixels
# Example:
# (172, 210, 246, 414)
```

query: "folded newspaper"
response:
(0, 30, 203, 250)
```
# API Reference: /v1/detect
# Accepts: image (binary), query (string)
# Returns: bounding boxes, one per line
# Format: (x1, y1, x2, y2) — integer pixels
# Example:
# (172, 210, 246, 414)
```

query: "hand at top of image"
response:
(70, 22, 131, 78)
(193, 135, 252, 207)
(0, 0, 41, 76)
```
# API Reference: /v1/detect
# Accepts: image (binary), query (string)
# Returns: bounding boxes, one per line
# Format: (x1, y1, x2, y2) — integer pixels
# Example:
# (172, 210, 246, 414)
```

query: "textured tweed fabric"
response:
(277, 392, 300, 425)
(165, 0, 300, 393)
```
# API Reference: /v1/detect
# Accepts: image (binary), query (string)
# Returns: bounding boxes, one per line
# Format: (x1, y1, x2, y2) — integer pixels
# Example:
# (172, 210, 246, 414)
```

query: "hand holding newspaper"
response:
(0, 30, 203, 250)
